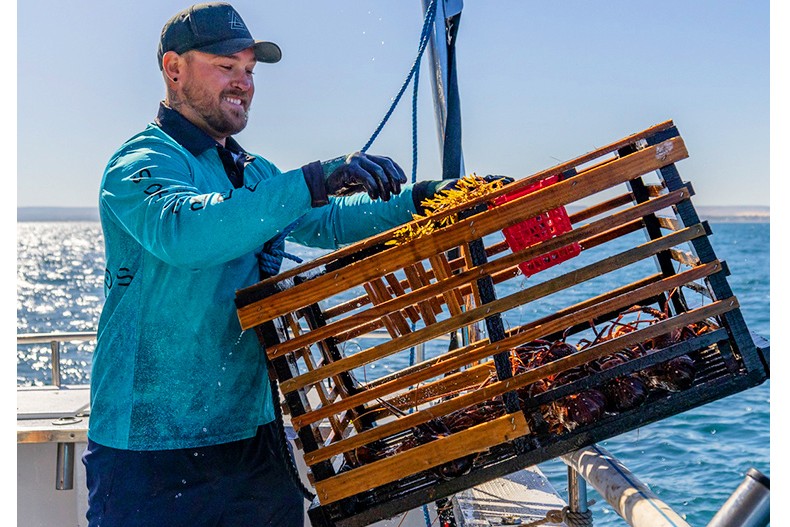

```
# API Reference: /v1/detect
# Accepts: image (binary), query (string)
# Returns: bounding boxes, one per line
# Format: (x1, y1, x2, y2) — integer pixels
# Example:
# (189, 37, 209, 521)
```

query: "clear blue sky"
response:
(15, 1, 772, 209)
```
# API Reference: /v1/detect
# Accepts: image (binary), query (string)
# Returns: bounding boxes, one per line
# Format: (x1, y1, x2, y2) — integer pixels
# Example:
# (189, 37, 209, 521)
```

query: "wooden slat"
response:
(429, 254, 465, 317)
(363, 281, 399, 337)
(303, 296, 735, 465)
(568, 192, 634, 224)
(383, 273, 422, 323)
(657, 215, 682, 231)
(372, 363, 494, 413)
(290, 256, 718, 433)
(646, 183, 667, 197)
(266, 189, 690, 359)
(413, 261, 444, 315)
(403, 264, 438, 325)
(670, 248, 700, 267)
(313, 411, 531, 504)
(579, 220, 644, 250)
(237, 137, 688, 329)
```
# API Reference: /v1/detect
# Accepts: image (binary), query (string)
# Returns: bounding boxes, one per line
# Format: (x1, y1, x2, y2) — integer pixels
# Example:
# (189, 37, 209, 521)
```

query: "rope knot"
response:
(258, 219, 303, 278)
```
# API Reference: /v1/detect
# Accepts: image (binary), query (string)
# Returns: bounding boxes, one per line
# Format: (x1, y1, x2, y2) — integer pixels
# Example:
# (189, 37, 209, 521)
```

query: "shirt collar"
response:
(155, 102, 247, 157)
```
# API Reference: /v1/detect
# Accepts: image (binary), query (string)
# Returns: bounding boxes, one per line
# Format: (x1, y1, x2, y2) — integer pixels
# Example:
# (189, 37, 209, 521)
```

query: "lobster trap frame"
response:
(235, 120, 769, 527)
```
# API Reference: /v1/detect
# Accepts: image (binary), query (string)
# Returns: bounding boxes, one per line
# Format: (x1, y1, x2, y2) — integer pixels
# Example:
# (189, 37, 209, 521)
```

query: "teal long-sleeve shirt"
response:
(90, 105, 417, 450)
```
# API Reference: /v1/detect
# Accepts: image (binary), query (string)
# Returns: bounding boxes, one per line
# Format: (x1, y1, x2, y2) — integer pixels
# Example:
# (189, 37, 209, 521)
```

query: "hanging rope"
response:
(361, 0, 438, 184)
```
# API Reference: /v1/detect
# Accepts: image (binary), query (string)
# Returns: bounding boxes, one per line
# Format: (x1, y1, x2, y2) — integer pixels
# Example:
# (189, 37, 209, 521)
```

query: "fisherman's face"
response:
(174, 48, 256, 142)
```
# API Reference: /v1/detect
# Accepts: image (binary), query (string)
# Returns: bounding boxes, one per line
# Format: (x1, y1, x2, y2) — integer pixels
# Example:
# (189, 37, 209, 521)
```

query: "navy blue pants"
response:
(82, 423, 305, 526)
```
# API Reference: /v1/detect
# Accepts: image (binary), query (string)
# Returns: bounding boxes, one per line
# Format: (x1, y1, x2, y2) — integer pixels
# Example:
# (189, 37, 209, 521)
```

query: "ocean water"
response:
(16, 221, 770, 526)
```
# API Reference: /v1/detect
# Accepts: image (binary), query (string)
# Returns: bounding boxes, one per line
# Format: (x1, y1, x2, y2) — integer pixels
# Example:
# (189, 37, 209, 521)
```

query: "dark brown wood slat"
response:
(370, 363, 493, 413)
(568, 192, 635, 224)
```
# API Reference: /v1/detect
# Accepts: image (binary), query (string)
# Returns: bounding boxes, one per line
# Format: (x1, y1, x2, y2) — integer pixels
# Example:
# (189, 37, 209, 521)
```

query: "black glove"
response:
(301, 152, 407, 207)
(412, 175, 514, 214)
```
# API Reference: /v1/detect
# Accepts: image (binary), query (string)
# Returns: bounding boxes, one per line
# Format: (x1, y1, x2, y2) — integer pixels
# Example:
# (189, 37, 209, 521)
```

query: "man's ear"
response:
(162, 51, 182, 84)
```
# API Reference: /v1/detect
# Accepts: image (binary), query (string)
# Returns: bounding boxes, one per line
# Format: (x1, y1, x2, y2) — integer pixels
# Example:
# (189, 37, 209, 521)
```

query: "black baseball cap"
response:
(157, 2, 281, 69)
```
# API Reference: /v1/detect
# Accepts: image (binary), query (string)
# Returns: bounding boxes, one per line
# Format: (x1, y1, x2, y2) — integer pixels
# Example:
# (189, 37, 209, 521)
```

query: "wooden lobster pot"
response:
(235, 120, 769, 527)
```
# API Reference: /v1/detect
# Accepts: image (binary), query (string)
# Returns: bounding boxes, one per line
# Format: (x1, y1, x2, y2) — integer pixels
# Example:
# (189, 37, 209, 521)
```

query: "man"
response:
(84, 3, 449, 526)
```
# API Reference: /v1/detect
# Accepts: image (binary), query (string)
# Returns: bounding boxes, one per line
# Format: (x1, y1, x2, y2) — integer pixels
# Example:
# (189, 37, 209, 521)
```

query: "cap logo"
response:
(229, 11, 247, 31)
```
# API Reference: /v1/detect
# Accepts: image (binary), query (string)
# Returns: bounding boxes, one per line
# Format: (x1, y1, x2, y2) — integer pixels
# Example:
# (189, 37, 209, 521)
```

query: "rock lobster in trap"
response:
(234, 121, 769, 527)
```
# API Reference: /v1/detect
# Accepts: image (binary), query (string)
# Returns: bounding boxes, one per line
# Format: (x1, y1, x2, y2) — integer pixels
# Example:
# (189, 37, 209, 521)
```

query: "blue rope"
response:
(258, 219, 303, 277)
(361, 0, 437, 184)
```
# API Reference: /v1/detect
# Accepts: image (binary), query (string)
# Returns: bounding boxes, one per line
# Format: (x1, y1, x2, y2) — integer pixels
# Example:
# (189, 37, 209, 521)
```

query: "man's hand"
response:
(321, 152, 407, 202)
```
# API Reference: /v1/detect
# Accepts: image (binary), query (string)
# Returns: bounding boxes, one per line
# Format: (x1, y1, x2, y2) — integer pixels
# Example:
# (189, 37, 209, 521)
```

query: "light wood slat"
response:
(429, 254, 465, 317)
(403, 264, 438, 325)
(290, 255, 718, 432)
(657, 216, 682, 231)
(303, 296, 735, 466)
(322, 256, 471, 321)
(267, 189, 690, 359)
(366, 278, 413, 335)
(363, 281, 399, 338)
(322, 294, 371, 320)
(383, 273, 422, 323)
(237, 137, 688, 329)
(646, 183, 667, 197)
(670, 248, 700, 267)
(413, 261, 444, 315)
(334, 318, 387, 344)
(569, 193, 635, 224)
(313, 412, 531, 504)
(237, 121, 678, 292)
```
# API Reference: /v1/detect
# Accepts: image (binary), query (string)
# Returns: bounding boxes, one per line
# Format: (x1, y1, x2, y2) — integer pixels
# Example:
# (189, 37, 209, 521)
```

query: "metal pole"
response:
(562, 445, 691, 527)
(421, 0, 465, 179)
(567, 466, 589, 514)
(706, 468, 770, 527)
(56, 442, 75, 490)
(49, 340, 62, 387)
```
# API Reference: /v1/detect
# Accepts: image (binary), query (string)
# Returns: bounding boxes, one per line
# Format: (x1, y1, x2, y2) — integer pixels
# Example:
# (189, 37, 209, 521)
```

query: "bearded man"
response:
(84, 3, 449, 525)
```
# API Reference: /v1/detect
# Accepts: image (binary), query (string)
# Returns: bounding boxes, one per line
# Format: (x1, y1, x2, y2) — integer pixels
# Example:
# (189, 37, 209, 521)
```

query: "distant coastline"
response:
(17, 205, 770, 223)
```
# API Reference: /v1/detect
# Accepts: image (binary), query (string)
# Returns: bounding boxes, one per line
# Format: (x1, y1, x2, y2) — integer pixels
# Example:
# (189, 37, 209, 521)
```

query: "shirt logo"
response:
(229, 11, 247, 31)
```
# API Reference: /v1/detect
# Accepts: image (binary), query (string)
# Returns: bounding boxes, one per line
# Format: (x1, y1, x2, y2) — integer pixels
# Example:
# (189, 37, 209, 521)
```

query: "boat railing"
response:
(17, 331, 97, 388)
